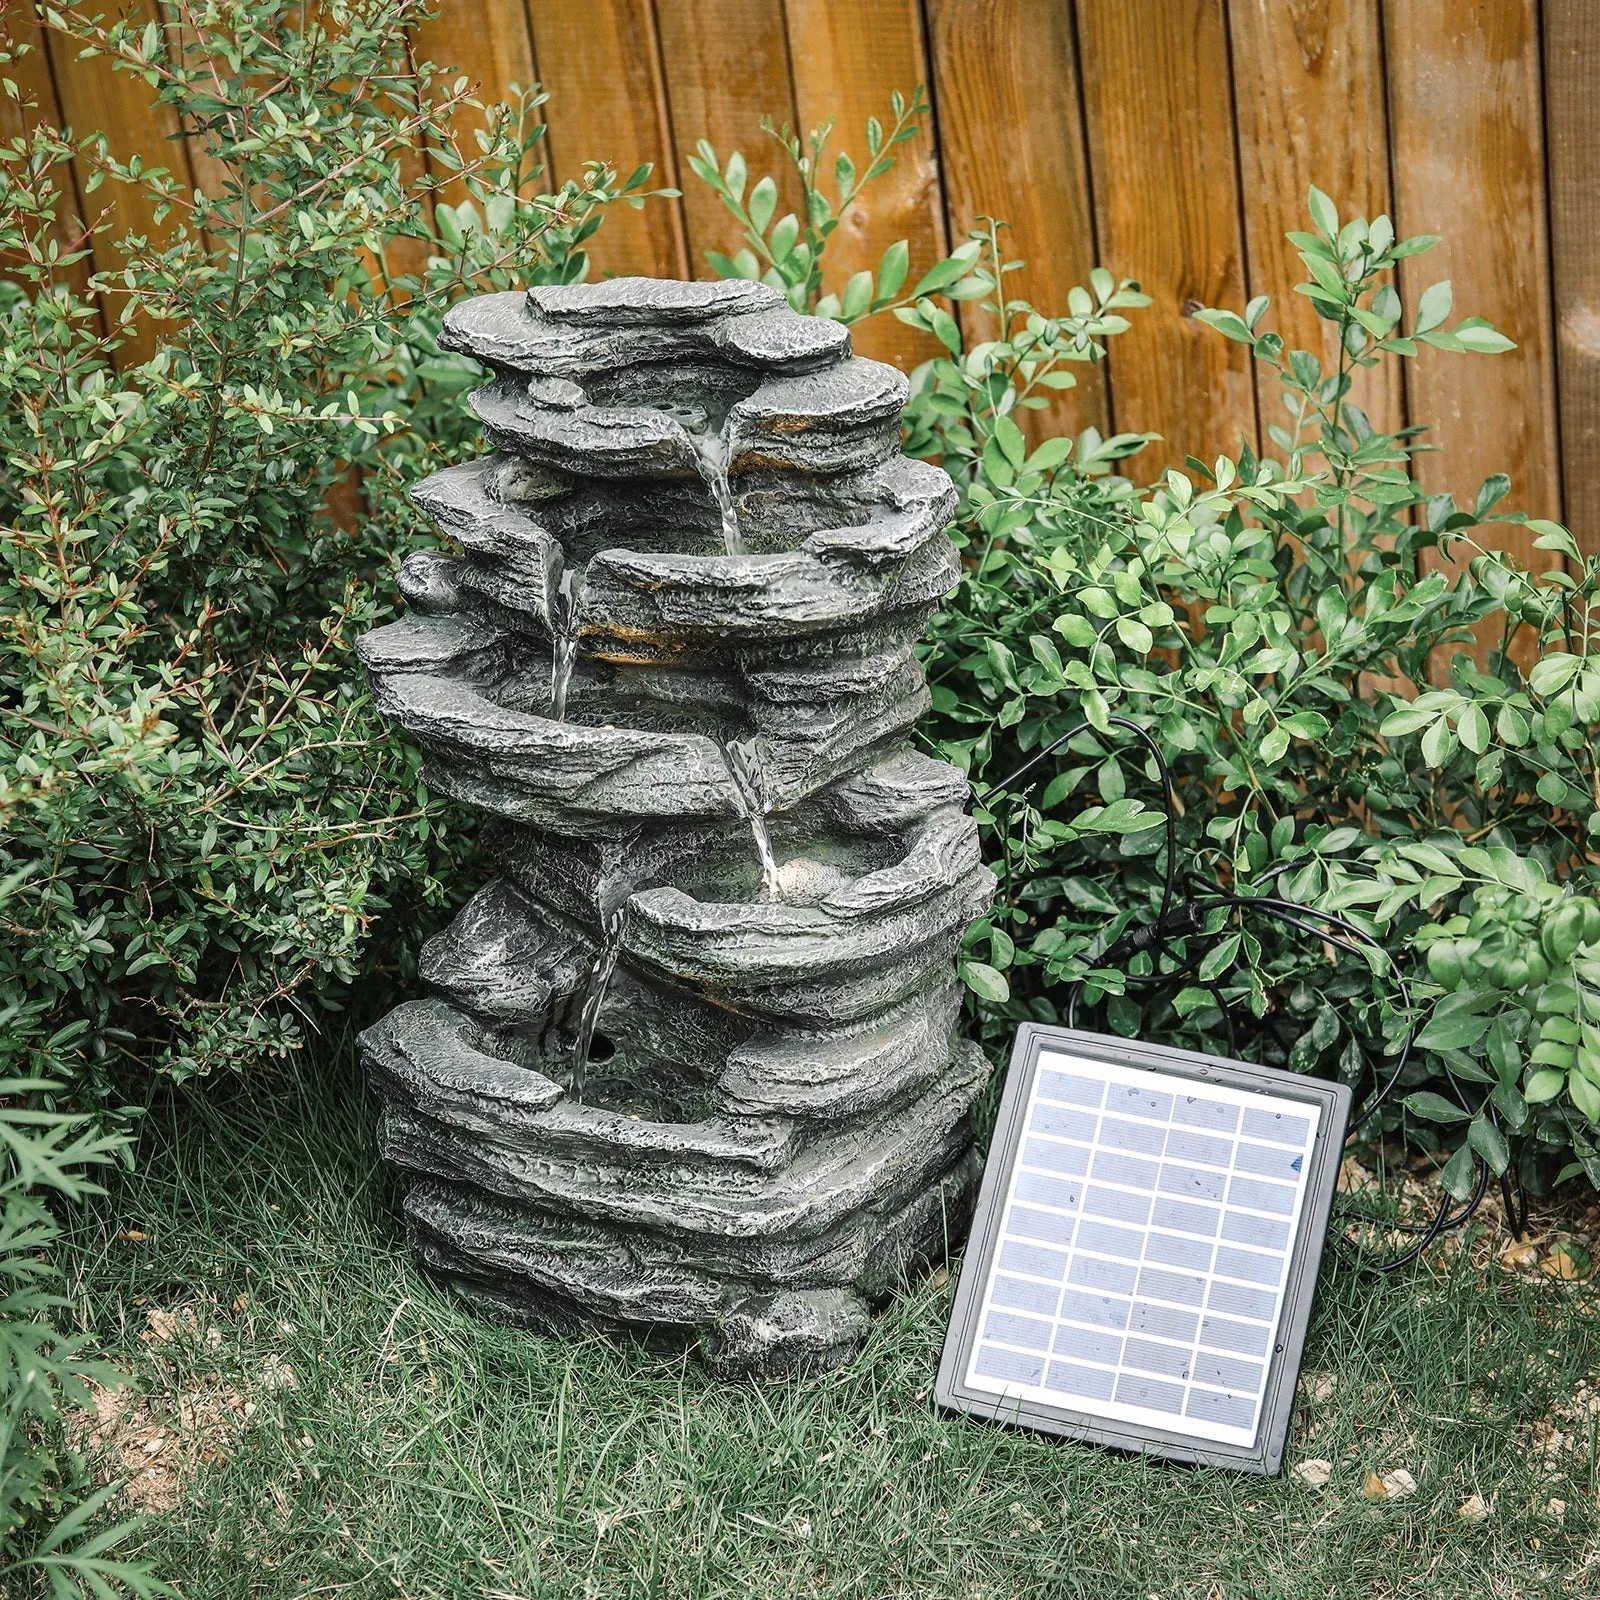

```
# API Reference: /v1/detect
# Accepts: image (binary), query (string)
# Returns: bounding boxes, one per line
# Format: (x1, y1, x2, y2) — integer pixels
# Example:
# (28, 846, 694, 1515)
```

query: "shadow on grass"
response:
(57, 1031, 1600, 1600)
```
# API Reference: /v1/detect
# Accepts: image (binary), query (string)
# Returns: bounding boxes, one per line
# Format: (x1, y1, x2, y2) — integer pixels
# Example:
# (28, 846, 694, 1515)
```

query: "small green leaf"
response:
(1307, 185, 1338, 239)
(1414, 279, 1453, 334)
(1440, 1141, 1478, 1202)
(747, 174, 777, 235)
(1115, 617, 1153, 654)
(962, 961, 1010, 1003)
(1523, 1068, 1561, 1107)
(1466, 1115, 1510, 1174)
(1401, 1090, 1472, 1124)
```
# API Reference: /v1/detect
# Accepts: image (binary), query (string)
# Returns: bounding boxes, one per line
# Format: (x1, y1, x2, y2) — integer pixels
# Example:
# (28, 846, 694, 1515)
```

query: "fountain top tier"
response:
(442, 277, 908, 484)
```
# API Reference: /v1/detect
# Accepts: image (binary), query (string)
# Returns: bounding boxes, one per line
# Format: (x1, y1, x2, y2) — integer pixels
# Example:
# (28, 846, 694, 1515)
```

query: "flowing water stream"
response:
(548, 566, 584, 721)
(569, 905, 623, 1102)
(727, 738, 780, 901)
(567, 834, 641, 1101)
(692, 430, 744, 556)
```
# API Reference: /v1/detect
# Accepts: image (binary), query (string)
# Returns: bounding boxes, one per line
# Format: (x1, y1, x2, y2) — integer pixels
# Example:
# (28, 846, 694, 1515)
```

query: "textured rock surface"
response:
(358, 276, 994, 1377)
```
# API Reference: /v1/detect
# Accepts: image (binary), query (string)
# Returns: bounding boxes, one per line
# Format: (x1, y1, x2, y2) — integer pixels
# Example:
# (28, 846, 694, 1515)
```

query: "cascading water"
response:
(693, 430, 744, 556)
(727, 738, 780, 901)
(548, 566, 583, 721)
(570, 905, 623, 1101)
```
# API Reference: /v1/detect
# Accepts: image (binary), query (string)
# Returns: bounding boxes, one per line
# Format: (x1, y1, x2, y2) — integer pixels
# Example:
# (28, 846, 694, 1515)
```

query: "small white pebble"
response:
(1293, 1459, 1332, 1488)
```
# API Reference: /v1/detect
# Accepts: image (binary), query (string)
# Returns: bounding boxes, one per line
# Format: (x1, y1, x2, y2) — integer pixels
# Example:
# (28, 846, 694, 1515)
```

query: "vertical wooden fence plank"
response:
(1075, 0, 1256, 477)
(1543, 1, 1600, 556)
(782, 0, 945, 372)
(412, 0, 539, 209)
(45, 9, 196, 365)
(1227, 0, 1401, 441)
(655, 0, 799, 276)
(525, 0, 689, 281)
(1384, 0, 1561, 587)
(2, 9, 96, 304)
(924, 0, 1107, 441)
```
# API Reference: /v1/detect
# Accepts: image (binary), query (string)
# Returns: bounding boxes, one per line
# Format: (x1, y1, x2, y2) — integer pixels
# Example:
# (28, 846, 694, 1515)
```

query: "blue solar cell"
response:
(1038, 1069, 1104, 1107)
(1199, 1315, 1271, 1357)
(1192, 1351, 1264, 1393)
(1029, 1103, 1098, 1141)
(1007, 1206, 1075, 1245)
(1226, 1175, 1295, 1215)
(1075, 1220, 1144, 1259)
(1240, 1107, 1309, 1144)
(1122, 1338, 1193, 1379)
(1171, 1095, 1239, 1133)
(992, 1275, 1061, 1316)
(1144, 1232, 1214, 1271)
(998, 1240, 1068, 1280)
(1069, 1255, 1137, 1295)
(1150, 1197, 1220, 1235)
(1056, 1289, 1131, 1330)
(1046, 1360, 1116, 1400)
(1115, 1373, 1184, 1413)
(1136, 1266, 1206, 1306)
(1233, 1141, 1305, 1180)
(1015, 1172, 1083, 1211)
(1052, 1324, 1124, 1364)
(1214, 1246, 1283, 1287)
(1185, 1387, 1256, 1429)
(1106, 1084, 1174, 1121)
(1099, 1117, 1168, 1156)
(1165, 1127, 1233, 1167)
(1129, 1302, 1199, 1342)
(1023, 1136, 1089, 1176)
(976, 1344, 1047, 1384)
(1158, 1164, 1228, 1201)
(1221, 1211, 1289, 1251)
(1084, 1184, 1153, 1225)
(983, 1311, 1052, 1351)
(1091, 1150, 1160, 1190)
(1207, 1280, 1276, 1321)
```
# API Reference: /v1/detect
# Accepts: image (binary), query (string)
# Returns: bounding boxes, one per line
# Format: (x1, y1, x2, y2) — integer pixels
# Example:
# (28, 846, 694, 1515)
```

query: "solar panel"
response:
(936, 1025, 1351, 1473)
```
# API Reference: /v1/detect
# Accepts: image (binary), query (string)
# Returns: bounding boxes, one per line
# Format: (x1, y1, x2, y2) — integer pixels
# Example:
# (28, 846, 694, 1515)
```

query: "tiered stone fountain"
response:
(358, 277, 994, 1377)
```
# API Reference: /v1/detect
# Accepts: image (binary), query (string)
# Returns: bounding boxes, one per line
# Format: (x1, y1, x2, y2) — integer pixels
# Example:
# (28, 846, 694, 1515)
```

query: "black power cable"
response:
(985, 715, 1524, 1274)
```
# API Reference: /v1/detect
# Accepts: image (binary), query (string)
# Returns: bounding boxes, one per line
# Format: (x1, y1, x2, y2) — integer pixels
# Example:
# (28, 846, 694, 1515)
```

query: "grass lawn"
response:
(61, 1037, 1600, 1600)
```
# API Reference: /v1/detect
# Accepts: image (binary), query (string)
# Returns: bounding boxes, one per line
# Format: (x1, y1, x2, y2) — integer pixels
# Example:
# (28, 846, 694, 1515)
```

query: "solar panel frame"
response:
(935, 1024, 1352, 1474)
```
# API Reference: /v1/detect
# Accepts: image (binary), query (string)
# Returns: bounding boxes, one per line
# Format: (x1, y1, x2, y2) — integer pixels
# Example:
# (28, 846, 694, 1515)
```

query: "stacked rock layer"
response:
(358, 277, 995, 1377)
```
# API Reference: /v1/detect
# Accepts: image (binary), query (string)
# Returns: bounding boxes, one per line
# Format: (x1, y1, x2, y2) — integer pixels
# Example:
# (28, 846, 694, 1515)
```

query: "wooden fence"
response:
(10, 1, 1600, 567)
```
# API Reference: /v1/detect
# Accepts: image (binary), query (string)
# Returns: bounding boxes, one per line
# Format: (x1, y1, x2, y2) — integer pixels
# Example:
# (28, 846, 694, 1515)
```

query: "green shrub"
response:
(0, 2, 657, 1093)
(697, 117, 1600, 1200)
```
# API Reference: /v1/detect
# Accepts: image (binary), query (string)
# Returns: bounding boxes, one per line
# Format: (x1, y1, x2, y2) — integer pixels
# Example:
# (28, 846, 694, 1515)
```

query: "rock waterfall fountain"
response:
(357, 277, 995, 1377)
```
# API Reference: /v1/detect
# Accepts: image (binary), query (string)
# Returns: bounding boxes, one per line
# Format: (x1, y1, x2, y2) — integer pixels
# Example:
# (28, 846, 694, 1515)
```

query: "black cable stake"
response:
(983, 715, 1522, 1275)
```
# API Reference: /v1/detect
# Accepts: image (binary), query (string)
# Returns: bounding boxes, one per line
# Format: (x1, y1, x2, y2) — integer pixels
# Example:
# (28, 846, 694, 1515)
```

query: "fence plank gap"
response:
(1543, 0, 1600, 557)
(43, 5, 197, 366)
(413, 0, 539, 211)
(1229, 0, 1402, 441)
(526, 0, 690, 282)
(1385, 0, 1563, 673)
(1075, 0, 1257, 480)
(656, 0, 800, 278)
(783, 0, 947, 371)
(924, 0, 1106, 442)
